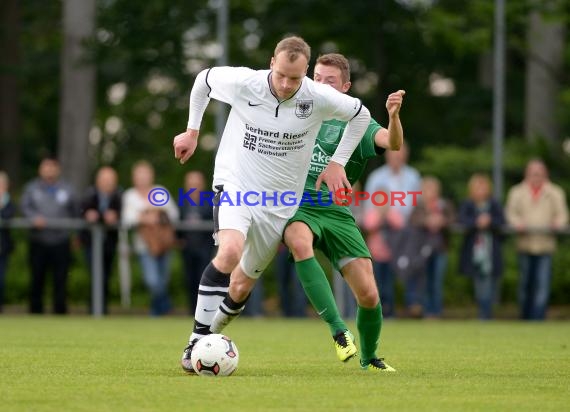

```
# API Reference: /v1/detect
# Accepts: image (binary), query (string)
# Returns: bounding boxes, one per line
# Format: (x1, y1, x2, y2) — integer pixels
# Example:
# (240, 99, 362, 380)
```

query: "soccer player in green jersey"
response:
(284, 53, 405, 372)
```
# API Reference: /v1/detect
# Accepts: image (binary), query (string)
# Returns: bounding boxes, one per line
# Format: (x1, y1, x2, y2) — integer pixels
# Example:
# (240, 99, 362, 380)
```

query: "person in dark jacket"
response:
(81, 166, 122, 314)
(179, 171, 214, 316)
(0, 171, 16, 312)
(458, 173, 505, 319)
(21, 156, 78, 314)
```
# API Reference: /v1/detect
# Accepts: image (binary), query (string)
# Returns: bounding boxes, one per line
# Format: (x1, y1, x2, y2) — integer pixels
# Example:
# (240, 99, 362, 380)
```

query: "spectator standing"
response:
(121, 161, 179, 316)
(458, 173, 505, 319)
(0, 171, 16, 312)
(364, 143, 421, 317)
(21, 157, 78, 314)
(409, 176, 454, 318)
(179, 170, 214, 316)
(362, 188, 400, 317)
(81, 166, 122, 314)
(506, 160, 568, 320)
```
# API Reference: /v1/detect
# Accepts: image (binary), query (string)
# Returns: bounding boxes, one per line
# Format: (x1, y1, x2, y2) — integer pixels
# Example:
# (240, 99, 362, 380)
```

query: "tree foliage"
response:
(8, 0, 569, 192)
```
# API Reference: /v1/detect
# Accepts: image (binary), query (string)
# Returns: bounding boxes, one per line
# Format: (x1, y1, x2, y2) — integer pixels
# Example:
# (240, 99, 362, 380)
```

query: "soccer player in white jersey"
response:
(173, 36, 371, 373)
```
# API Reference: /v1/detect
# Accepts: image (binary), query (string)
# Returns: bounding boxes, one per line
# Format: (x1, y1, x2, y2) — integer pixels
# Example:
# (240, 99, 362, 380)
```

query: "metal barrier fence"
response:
(1, 218, 569, 317)
(0, 218, 214, 317)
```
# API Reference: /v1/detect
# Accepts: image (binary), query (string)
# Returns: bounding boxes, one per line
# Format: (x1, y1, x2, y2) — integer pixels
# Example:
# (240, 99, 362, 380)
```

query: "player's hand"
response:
(476, 213, 491, 229)
(103, 210, 119, 225)
(173, 129, 199, 164)
(33, 216, 47, 229)
(84, 209, 100, 223)
(386, 90, 405, 118)
(315, 161, 352, 203)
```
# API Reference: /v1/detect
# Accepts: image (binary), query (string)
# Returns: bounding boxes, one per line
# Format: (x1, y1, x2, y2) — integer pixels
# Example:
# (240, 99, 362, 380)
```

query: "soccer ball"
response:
(190, 334, 239, 377)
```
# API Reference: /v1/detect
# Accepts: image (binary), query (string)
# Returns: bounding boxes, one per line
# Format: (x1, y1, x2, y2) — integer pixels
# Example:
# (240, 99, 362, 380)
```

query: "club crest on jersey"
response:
(295, 100, 313, 119)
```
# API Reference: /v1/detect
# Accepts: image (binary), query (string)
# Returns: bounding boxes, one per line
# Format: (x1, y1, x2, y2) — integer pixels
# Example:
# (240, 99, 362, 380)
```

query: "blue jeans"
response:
(473, 272, 499, 320)
(405, 272, 425, 314)
(518, 254, 552, 320)
(138, 252, 172, 316)
(374, 261, 394, 317)
(424, 252, 448, 317)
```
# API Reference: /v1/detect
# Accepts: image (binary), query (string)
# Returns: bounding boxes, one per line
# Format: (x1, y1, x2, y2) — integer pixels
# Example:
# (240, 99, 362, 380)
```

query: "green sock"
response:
(295, 257, 347, 335)
(357, 303, 383, 363)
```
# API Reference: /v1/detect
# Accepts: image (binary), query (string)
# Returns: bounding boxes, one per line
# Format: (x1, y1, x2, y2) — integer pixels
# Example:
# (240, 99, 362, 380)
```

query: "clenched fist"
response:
(386, 90, 405, 118)
(173, 129, 199, 165)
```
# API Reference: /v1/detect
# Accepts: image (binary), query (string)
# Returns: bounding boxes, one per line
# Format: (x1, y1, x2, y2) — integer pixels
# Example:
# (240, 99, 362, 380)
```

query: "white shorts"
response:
(213, 184, 292, 279)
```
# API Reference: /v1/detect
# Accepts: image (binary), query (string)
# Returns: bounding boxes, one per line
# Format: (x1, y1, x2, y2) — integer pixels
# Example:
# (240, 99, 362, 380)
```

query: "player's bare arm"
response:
(374, 90, 405, 150)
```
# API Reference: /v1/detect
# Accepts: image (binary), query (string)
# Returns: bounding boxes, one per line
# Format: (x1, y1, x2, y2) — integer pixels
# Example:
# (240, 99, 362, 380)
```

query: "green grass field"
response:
(1, 317, 569, 411)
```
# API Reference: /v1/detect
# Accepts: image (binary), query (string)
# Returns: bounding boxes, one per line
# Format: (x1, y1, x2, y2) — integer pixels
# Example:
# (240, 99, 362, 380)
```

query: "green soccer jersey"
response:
(303, 118, 384, 210)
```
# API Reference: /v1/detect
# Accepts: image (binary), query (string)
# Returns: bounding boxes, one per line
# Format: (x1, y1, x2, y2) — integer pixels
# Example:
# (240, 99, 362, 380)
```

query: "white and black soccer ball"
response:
(190, 334, 239, 377)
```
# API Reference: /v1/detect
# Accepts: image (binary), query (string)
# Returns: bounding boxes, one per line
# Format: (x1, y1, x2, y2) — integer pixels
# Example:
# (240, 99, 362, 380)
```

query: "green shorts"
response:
(286, 204, 371, 271)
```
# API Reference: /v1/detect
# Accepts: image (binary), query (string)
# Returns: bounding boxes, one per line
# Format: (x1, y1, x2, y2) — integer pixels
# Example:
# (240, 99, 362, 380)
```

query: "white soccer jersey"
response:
(192, 66, 364, 218)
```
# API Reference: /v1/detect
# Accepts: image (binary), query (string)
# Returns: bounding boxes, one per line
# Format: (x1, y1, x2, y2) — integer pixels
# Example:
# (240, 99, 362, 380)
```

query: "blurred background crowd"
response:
(1, 0, 570, 319)
(0, 150, 567, 320)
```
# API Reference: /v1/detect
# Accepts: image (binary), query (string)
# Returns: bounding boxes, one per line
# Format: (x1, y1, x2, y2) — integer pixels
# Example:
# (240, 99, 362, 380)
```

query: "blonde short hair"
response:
(274, 36, 311, 63)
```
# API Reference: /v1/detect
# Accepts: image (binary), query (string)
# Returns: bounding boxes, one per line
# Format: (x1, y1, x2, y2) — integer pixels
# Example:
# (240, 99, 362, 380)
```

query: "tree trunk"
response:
(524, 10, 566, 144)
(58, 0, 96, 192)
(0, 0, 21, 186)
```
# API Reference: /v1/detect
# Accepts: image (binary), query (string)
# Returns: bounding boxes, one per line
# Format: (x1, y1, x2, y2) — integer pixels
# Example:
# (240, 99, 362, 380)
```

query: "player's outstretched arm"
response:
(173, 69, 213, 164)
(375, 90, 405, 150)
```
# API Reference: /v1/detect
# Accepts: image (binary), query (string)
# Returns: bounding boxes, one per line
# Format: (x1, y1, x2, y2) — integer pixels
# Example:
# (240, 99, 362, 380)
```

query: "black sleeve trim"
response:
(350, 99, 363, 120)
(374, 145, 386, 156)
(205, 68, 213, 97)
